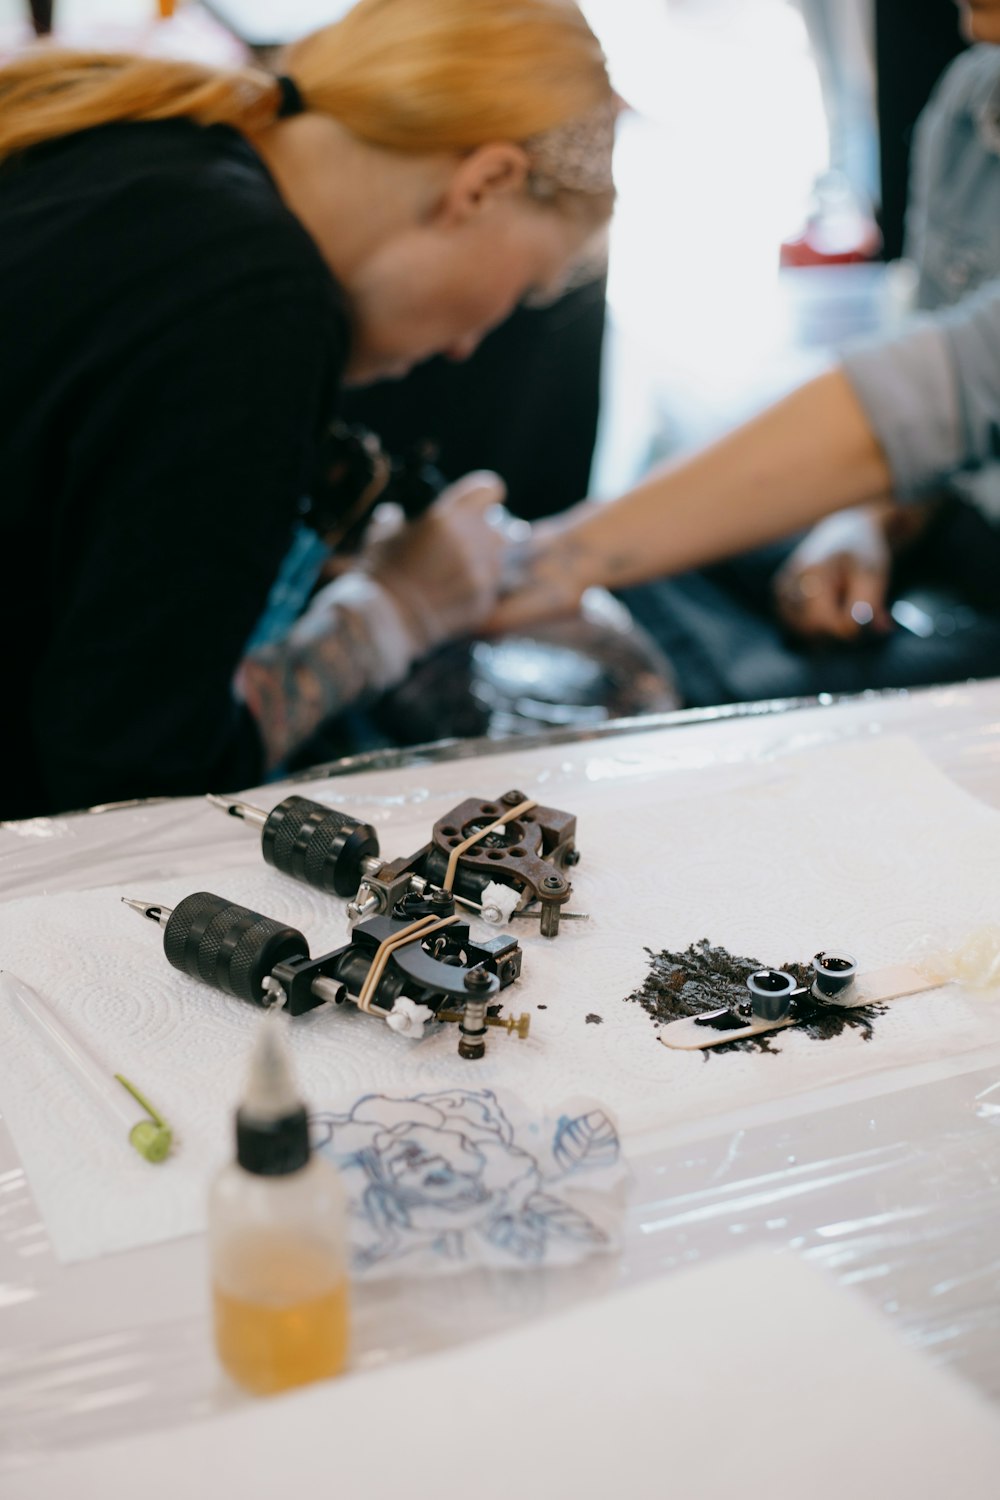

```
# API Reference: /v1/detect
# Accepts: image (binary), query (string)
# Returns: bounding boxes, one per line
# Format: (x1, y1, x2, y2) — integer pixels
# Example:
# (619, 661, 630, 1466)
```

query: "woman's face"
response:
(343, 193, 597, 385)
(958, 0, 1000, 43)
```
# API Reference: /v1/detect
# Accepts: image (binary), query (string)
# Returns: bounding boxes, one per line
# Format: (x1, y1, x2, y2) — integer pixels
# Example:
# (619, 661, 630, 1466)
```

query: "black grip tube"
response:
(163, 891, 309, 1006)
(261, 795, 379, 898)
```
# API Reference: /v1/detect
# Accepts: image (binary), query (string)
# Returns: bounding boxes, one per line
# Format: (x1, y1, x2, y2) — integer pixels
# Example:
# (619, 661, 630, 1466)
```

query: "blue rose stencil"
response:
(311, 1088, 624, 1276)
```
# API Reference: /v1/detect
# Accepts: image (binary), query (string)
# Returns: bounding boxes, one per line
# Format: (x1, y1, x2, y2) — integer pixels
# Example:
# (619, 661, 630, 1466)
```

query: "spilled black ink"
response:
(626, 938, 887, 1056)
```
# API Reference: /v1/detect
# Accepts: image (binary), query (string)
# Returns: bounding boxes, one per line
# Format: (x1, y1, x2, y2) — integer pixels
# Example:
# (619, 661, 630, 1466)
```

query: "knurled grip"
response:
(163, 891, 309, 1006)
(260, 795, 379, 897)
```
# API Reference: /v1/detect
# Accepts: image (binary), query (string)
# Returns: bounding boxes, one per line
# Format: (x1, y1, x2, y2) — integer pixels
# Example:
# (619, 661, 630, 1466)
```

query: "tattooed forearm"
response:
(237, 578, 415, 769)
(603, 548, 644, 582)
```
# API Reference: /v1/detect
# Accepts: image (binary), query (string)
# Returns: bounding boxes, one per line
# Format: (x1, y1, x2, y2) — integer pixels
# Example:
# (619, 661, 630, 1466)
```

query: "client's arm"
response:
(490, 277, 1000, 631)
(489, 368, 889, 627)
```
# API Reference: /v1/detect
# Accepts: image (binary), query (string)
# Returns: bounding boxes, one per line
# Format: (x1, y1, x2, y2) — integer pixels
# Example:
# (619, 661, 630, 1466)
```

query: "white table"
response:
(3, 679, 1000, 1472)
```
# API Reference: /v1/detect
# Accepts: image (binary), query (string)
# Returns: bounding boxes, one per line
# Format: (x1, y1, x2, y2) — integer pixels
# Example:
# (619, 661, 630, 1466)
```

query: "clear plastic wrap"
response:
(5, 680, 1000, 901)
(2, 679, 1000, 1471)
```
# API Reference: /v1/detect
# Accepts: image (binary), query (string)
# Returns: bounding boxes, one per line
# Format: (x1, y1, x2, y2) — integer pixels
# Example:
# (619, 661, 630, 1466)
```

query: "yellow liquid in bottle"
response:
(213, 1241, 350, 1396)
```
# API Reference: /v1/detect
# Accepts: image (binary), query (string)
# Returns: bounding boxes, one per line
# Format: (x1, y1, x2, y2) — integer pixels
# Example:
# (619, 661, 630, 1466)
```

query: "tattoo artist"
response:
(0, 0, 614, 819)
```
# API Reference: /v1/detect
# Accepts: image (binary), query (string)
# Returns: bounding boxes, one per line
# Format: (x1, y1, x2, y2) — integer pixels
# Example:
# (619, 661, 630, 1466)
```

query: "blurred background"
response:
(0, 0, 968, 509)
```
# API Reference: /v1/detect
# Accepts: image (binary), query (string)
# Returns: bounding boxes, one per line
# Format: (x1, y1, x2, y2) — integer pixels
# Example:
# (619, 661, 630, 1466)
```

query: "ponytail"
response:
(0, 1, 611, 176)
(0, 50, 282, 158)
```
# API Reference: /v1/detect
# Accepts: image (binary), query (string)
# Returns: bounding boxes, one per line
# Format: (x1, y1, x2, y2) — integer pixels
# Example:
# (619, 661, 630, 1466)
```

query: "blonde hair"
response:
(0, 0, 611, 214)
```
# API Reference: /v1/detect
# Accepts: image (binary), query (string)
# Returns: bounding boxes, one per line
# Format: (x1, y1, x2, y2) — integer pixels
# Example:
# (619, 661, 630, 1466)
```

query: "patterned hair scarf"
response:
(524, 95, 618, 199)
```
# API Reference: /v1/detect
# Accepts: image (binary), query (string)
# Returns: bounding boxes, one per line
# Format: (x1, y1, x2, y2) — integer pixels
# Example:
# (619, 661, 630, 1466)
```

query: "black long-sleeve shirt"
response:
(0, 120, 349, 819)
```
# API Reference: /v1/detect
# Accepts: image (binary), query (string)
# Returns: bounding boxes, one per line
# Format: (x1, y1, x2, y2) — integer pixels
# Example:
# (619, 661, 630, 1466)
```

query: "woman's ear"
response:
(434, 142, 531, 225)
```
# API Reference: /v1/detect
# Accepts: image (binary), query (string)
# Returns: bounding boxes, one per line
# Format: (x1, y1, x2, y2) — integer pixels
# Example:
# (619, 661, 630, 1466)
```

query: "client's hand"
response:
(364, 470, 511, 651)
(483, 508, 599, 632)
(773, 506, 894, 642)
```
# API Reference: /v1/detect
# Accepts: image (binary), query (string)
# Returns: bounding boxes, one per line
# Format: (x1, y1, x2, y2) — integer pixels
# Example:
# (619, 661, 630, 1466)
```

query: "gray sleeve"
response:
(841, 278, 1000, 500)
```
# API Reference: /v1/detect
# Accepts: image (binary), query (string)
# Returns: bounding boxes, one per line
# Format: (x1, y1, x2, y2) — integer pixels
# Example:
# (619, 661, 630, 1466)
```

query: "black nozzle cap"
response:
(236, 1106, 310, 1176)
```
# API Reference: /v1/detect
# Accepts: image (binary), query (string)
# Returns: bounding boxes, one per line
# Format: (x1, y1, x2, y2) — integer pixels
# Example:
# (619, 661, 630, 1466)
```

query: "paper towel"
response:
(2, 734, 1000, 1262)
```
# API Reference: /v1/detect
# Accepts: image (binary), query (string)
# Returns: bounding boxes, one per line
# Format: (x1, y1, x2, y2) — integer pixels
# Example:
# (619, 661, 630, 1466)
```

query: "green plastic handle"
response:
(115, 1075, 173, 1164)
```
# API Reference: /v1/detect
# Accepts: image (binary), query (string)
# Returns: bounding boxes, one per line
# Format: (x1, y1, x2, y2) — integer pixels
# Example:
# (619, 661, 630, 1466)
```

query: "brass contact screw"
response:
(436, 1010, 531, 1038)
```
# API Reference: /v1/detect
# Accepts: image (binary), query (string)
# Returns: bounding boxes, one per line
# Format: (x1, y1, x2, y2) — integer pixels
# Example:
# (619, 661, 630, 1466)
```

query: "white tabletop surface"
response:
(3, 680, 1000, 1479)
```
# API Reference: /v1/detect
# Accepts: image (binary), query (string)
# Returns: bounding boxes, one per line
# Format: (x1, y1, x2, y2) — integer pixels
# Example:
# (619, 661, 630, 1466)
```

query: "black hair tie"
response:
(274, 74, 305, 119)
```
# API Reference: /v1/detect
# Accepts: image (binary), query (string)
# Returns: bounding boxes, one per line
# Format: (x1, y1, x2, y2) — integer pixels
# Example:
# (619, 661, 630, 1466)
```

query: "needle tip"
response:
(205, 792, 239, 815)
(121, 897, 167, 923)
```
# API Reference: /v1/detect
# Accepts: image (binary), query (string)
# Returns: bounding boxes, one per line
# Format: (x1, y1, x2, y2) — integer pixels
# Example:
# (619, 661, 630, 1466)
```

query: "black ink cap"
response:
(235, 1020, 310, 1175)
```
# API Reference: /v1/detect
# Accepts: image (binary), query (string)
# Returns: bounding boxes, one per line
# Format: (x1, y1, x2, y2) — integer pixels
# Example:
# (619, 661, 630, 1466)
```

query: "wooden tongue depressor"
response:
(659, 963, 946, 1051)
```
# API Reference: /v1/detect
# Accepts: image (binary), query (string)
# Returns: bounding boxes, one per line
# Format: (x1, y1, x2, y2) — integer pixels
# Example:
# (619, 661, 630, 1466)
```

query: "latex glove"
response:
(772, 506, 893, 642)
(363, 470, 512, 652)
(238, 475, 512, 768)
(483, 508, 596, 633)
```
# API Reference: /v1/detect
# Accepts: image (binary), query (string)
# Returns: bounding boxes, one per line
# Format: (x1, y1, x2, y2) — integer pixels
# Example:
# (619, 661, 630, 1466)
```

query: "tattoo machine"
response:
(303, 420, 447, 555)
(122, 886, 528, 1060)
(207, 787, 581, 938)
